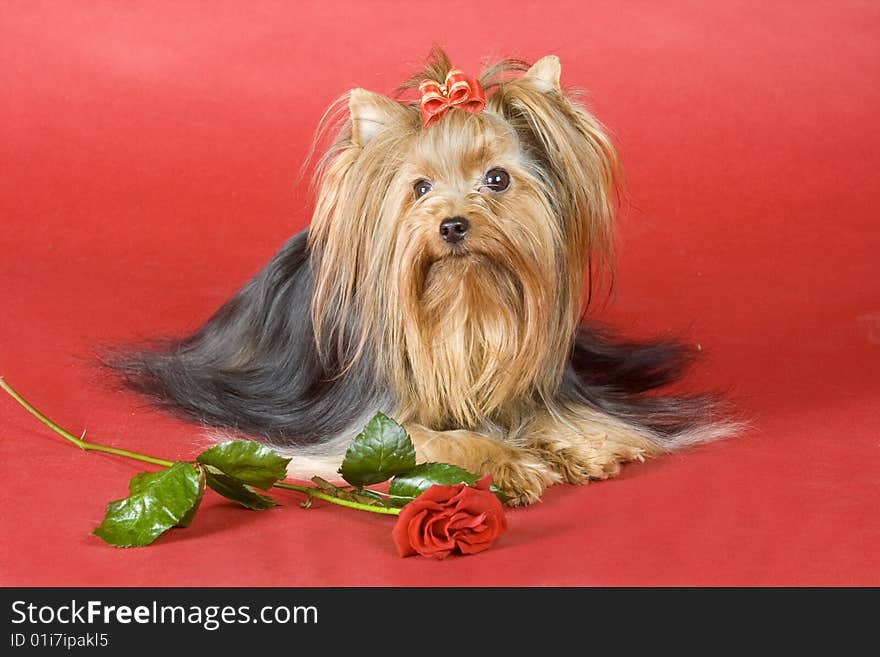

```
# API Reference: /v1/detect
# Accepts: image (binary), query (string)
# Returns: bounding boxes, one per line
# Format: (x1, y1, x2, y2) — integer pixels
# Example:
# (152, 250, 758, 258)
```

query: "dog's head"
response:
(308, 49, 619, 428)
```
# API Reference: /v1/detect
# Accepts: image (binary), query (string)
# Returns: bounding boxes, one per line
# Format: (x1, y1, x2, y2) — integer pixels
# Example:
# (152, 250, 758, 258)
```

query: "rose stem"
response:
(0, 376, 174, 467)
(273, 482, 400, 514)
(0, 377, 400, 516)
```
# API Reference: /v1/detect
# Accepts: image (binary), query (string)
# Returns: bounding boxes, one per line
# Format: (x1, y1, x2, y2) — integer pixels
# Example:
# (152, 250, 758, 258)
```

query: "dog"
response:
(111, 49, 733, 505)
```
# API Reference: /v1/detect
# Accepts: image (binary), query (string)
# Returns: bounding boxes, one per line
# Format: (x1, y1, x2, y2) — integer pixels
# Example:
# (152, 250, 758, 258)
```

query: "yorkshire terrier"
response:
(112, 49, 733, 505)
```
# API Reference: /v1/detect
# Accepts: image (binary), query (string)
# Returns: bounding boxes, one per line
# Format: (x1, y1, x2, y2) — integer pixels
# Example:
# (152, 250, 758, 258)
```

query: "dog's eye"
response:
(413, 178, 433, 200)
(483, 167, 510, 192)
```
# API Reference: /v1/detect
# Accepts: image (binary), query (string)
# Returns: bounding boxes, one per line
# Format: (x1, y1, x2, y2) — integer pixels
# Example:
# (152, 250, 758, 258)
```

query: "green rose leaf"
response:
(205, 470, 278, 510)
(338, 413, 416, 486)
(389, 463, 509, 506)
(388, 462, 478, 502)
(93, 462, 204, 547)
(196, 440, 291, 490)
(176, 465, 206, 528)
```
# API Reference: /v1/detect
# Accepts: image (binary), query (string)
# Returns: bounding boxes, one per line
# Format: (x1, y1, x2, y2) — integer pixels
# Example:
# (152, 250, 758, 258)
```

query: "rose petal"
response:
(446, 511, 487, 532)
(422, 512, 456, 548)
(392, 507, 426, 557)
(417, 484, 466, 504)
(393, 482, 507, 559)
(456, 537, 496, 555)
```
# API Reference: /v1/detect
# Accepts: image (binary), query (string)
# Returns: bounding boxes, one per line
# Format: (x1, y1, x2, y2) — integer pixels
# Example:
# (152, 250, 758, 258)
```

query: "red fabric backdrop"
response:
(1, 1, 878, 586)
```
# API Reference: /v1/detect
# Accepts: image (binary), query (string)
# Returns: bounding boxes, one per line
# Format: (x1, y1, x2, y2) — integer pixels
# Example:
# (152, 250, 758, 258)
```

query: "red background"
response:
(2, 1, 878, 586)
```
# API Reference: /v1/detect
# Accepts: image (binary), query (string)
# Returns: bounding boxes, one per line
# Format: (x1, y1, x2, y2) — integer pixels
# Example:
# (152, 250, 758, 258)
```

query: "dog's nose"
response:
(439, 217, 470, 244)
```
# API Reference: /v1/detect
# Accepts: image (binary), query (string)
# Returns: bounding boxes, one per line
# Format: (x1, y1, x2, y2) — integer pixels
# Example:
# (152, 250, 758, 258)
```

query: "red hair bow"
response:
(418, 69, 486, 128)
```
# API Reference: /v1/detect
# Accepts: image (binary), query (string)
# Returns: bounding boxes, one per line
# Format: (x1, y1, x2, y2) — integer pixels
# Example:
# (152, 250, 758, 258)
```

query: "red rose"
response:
(392, 475, 507, 559)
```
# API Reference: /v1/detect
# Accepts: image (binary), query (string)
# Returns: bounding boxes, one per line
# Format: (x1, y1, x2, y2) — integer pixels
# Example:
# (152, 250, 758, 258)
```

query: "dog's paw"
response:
(534, 439, 647, 485)
(487, 457, 560, 507)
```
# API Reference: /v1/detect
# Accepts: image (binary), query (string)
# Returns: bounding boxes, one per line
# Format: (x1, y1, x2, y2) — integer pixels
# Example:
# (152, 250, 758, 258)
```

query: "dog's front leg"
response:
(405, 424, 560, 506)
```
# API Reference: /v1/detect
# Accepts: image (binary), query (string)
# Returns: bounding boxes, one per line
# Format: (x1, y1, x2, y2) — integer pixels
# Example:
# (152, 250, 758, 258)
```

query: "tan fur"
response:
(300, 50, 707, 504)
(518, 408, 662, 484)
(405, 423, 560, 507)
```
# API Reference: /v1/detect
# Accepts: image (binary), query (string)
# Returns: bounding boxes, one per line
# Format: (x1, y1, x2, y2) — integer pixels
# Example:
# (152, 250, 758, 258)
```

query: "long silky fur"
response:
(107, 229, 385, 456)
(563, 325, 730, 445)
(107, 48, 733, 486)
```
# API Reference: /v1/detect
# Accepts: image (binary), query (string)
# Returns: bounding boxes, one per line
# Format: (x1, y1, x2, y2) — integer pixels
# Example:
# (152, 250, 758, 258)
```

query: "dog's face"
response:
(393, 110, 570, 428)
(308, 55, 620, 429)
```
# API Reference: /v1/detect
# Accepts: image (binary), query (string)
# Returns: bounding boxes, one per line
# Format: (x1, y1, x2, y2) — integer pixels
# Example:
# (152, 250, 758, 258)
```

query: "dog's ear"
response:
(348, 88, 408, 146)
(497, 53, 616, 275)
(523, 55, 562, 93)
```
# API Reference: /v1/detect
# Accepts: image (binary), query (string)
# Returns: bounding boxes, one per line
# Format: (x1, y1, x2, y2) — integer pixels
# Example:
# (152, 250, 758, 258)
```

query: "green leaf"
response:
(196, 440, 291, 490)
(389, 462, 509, 506)
(388, 462, 478, 501)
(93, 462, 204, 547)
(338, 412, 416, 486)
(205, 470, 278, 510)
(176, 465, 206, 528)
